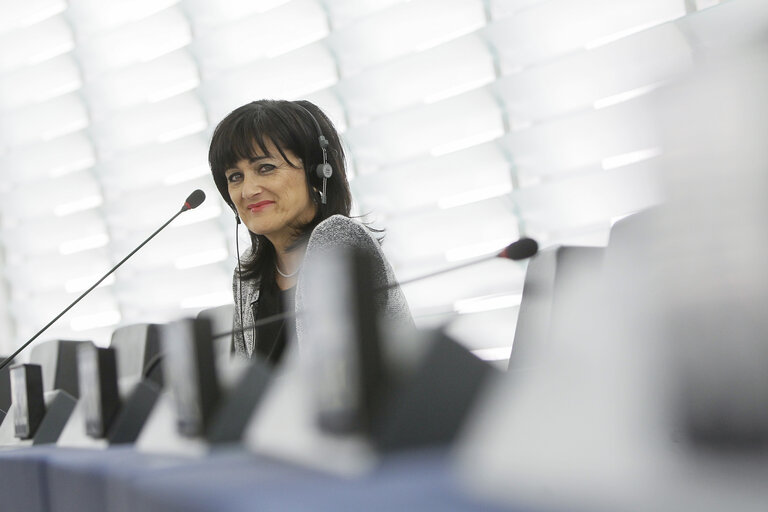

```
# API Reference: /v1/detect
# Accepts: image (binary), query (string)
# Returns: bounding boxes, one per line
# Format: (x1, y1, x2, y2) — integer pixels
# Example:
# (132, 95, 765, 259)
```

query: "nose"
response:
(241, 172, 262, 199)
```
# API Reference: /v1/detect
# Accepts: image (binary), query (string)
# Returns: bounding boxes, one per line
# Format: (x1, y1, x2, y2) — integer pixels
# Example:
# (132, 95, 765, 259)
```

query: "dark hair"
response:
(208, 99, 353, 281)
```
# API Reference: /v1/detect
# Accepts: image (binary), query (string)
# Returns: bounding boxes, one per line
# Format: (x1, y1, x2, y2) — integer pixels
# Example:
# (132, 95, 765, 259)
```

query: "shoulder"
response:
(308, 214, 378, 250)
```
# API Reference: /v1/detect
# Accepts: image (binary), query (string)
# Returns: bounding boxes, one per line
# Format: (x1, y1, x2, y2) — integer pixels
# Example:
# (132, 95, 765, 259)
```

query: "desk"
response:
(0, 447, 517, 512)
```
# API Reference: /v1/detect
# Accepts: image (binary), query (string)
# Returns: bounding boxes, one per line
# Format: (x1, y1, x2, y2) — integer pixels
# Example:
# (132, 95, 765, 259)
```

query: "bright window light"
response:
(472, 347, 512, 361)
(27, 41, 75, 66)
(163, 165, 211, 185)
(41, 119, 89, 141)
(54, 195, 103, 216)
(147, 78, 201, 103)
(424, 76, 495, 104)
(70, 310, 121, 331)
(156, 120, 208, 143)
(438, 184, 513, 210)
(430, 128, 504, 157)
(15, 1, 68, 29)
(49, 156, 96, 177)
(174, 248, 228, 269)
(445, 238, 510, 262)
(584, 18, 681, 50)
(65, 274, 115, 294)
(593, 83, 664, 110)
(601, 147, 661, 170)
(171, 205, 222, 227)
(454, 293, 522, 314)
(181, 291, 232, 309)
(59, 233, 110, 255)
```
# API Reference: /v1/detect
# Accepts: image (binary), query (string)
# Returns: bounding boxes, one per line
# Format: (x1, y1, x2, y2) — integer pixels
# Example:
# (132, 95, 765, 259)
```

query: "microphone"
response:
(0, 190, 207, 372)
(397, 237, 539, 287)
(497, 237, 538, 260)
(219, 236, 539, 339)
(182, 189, 206, 211)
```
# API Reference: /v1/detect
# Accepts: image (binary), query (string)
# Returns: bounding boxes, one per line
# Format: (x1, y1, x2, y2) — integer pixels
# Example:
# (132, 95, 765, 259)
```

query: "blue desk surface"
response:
(0, 446, 521, 512)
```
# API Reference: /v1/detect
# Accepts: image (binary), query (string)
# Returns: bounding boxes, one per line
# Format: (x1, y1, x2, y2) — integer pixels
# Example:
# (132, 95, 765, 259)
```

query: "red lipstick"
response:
(247, 201, 274, 213)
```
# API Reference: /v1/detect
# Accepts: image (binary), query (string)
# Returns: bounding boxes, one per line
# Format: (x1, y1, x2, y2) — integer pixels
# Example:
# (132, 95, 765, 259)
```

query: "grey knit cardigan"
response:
(232, 214, 413, 359)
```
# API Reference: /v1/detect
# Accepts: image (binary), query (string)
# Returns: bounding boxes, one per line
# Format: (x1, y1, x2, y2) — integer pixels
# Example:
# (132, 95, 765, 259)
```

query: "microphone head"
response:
(498, 237, 538, 261)
(182, 189, 206, 211)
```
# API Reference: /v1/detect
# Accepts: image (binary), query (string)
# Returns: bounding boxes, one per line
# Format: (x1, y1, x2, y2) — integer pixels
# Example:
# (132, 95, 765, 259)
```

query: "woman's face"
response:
(224, 138, 316, 246)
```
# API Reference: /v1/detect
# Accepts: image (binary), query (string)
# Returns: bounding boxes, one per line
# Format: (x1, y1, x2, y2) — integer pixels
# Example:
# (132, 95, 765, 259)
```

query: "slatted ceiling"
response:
(1, 170, 101, 221)
(102, 178, 217, 231)
(352, 143, 511, 214)
(514, 158, 662, 232)
(12, 286, 118, 330)
(5, 250, 112, 292)
(502, 100, 661, 180)
(0, 0, 64, 32)
(487, 0, 549, 19)
(67, 0, 181, 35)
(90, 92, 207, 154)
(116, 265, 230, 311)
(322, 0, 408, 29)
(0, 94, 88, 148)
(682, 0, 767, 49)
(200, 44, 339, 123)
(401, 258, 526, 308)
(344, 89, 504, 171)
(0, 132, 95, 184)
(83, 51, 199, 118)
(327, 0, 487, 77)
(191, 0, 329, 76)
(336, 34, 496, 125)
(0, 54, 80, 110)
(73, 6, 193, 77)
(486, 0, 686, 73)
(494, 27, 693, 125)
(185, 0, 293, 33)
(108, 222, 227, 273)
(383, 196, 520, 265)
(301, 89, 349, 133)
(2, 209, 106, 255)
(98, 134, 209, 192)
(0, 15, 73, 72)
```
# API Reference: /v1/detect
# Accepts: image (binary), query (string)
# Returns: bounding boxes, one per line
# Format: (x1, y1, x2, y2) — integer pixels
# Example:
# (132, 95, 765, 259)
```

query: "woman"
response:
(208, 99, 412, 365)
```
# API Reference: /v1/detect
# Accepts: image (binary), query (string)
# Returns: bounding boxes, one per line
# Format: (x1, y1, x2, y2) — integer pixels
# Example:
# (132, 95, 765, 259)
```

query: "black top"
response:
(251, 278, 296, 366)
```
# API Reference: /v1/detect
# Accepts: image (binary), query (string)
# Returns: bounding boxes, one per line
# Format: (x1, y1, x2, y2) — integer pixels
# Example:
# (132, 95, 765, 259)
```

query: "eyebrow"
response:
(225, 155, 274, 173)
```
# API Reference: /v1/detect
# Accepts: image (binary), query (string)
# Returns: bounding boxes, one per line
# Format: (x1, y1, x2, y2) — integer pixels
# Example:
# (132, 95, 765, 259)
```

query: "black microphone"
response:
(0, 190, 207, 372)
(218, 237, 539, 339)
(397, 237, 539, 287)
(182, 189, 206, 211)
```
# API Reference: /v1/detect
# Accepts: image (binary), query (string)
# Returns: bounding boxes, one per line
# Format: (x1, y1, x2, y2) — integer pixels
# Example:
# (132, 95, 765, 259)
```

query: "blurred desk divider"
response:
(29, 339, 91, 399)
(507, 245, 605, 372)
(136, 317, 271, 456)
(57, 376, 160, 448)
(0, 355, 12, 414)
(0, 339, 91, 447)
(0, 388, 77, 448)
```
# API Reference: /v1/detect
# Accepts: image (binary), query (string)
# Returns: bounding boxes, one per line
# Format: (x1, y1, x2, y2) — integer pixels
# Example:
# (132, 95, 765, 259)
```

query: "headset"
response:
(293, 101, 333, 206)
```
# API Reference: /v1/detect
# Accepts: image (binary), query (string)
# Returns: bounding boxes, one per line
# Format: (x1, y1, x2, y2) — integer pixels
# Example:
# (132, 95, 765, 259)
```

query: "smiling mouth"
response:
(247, 201, 274, 212)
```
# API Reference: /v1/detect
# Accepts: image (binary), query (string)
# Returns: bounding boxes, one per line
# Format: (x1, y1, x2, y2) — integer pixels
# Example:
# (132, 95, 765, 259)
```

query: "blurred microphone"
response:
(221, 237, 539, 338)
(0, 190, 207, 372)
(397, 237, 539, 287)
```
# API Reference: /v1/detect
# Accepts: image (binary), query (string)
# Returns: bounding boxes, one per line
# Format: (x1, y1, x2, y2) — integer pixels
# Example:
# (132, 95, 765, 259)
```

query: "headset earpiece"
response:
(295, 102, 332, 205)
(316, 162, 333, 179)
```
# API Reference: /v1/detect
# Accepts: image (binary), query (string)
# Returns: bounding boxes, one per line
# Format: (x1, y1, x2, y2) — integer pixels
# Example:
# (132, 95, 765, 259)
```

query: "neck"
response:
(268, 233, 306, 290)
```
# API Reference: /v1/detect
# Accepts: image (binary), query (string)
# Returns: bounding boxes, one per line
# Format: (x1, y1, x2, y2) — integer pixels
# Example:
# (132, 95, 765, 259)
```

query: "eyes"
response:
(225, 163, 276, 184)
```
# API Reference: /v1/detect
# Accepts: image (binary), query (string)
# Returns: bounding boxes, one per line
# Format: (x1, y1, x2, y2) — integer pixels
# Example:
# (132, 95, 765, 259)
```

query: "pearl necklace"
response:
(276, 262, 300, 278)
